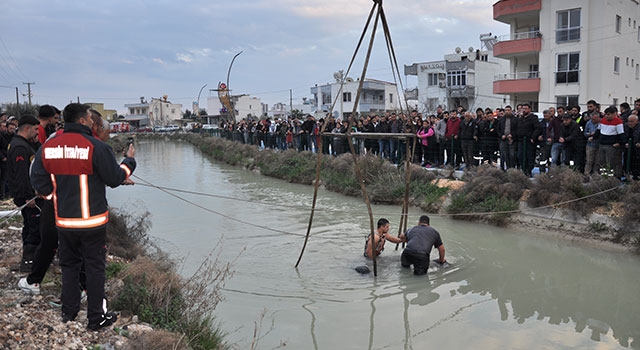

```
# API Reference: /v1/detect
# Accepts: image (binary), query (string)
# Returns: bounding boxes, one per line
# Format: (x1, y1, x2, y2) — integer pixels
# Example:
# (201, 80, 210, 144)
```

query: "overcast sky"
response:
(0, 0, 507, 114)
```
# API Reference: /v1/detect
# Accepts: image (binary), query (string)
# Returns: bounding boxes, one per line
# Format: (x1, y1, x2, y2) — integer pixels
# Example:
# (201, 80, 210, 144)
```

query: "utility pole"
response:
(22, 82, 34, 106)
(15, 87, 20, 117)
(289, 89, 293, 119)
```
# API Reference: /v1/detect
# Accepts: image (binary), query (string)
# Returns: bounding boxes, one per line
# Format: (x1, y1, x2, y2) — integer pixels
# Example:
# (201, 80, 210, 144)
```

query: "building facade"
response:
(493, 0, 640, 111)
(86, 102, 117, 121)
(405, 40, 510, 114)
(310, 78, 400, 120)
(124, 96, 182, 127)
(207, 94, 263, 122)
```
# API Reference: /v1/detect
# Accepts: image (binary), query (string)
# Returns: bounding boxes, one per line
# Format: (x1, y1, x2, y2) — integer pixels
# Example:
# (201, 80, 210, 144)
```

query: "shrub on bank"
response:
(105, 206, 232, 349)
(446, 166, 528, 226)
(256, 148, 318, 184)
(144, 133, 450, 210)
(527, 167, 622, 216)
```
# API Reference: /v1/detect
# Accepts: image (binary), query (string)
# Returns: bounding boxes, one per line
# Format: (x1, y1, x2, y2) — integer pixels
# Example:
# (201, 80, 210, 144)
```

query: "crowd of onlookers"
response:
(215, 98, 640, 181)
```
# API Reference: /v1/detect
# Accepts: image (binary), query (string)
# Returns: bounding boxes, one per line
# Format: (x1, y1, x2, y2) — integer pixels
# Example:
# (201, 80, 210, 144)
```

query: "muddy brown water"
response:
(108, 139, 640, 349)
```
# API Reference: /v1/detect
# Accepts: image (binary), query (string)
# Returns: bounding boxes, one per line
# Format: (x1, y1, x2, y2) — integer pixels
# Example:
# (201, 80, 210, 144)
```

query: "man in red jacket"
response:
(31, 103, 136, 331)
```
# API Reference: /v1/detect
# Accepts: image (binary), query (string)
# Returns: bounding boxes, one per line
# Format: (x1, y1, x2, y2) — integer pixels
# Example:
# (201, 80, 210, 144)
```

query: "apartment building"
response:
(493, 0, 640, 111)
(405, 39, 510, 114)
(310, 78, 400, 120)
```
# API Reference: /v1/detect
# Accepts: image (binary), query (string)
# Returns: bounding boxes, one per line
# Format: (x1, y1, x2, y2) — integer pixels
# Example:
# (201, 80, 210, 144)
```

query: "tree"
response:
(291, 109, 304, 120)
(184, 109, 193, 119)
(2, 102, 38, 118)
(199, 108, 207, 116)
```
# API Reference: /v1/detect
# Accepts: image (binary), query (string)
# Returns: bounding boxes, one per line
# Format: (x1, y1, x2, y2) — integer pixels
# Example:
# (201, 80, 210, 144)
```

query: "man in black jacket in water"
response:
(398, 215, 446, 275)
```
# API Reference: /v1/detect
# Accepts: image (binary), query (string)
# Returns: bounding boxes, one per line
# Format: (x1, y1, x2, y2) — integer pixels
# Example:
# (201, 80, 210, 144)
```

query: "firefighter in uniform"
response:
(7, 115, 41, 272)
(31, 103, 136, 331)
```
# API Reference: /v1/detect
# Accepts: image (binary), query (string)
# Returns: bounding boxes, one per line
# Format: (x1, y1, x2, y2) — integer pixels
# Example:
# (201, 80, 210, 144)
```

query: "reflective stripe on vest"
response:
(56, 211, 109, 229)
(120, 164, 131, 178)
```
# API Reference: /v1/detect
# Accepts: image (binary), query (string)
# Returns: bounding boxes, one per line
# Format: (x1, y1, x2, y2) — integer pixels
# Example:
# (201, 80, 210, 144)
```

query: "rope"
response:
(442, 184, 623, 217)
(297, 0, 382, 270)
(344, 0, 383, 276)
(132, 175, 305, 238)
(0, 196, 38, 227)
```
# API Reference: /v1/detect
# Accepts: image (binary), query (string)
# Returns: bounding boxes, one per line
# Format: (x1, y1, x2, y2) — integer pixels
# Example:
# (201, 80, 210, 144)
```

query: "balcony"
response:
(448, 85, 475, 98)
(493, 31, 542, 58)
(493, 72, 540, 94)
(494, 0, 541, 24)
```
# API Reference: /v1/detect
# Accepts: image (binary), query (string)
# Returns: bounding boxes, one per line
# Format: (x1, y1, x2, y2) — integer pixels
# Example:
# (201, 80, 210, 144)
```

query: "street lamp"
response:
(226, 51, 243, 121)
(196, 83, 207, 121)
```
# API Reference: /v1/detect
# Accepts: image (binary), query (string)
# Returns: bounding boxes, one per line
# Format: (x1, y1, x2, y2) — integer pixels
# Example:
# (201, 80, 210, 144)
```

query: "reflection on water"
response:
(108, 140, 640, 349)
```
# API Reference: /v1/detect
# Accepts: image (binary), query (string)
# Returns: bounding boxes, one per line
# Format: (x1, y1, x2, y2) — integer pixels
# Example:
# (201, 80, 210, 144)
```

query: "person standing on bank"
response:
(7, 115, 41, 272)
(398, 215, 446, 275)
(19, 108, 109, 295)
(31, 103, 136, 331)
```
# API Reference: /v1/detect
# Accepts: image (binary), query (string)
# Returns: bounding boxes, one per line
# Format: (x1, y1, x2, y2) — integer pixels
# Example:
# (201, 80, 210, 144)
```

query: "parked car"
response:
(135, 126, 153, 132)
(202, 124, 218, 130)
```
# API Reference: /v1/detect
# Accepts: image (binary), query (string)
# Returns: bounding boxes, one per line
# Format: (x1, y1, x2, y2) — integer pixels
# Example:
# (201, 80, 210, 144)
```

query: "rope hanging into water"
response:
(130, 181, 624, 219)
(296, 0, 384, 271)
(296, 0, 416, 277)
(132, 175, 304, 237)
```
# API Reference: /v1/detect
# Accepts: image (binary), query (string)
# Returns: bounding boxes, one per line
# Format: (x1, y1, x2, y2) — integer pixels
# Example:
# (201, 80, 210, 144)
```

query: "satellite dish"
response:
(455, 47, 462, 54)
(468, 47, 474, 53)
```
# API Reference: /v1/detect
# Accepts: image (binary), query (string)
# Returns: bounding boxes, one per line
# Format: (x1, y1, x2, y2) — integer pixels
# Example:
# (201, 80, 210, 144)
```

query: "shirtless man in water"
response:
(364, 218, 403, 258)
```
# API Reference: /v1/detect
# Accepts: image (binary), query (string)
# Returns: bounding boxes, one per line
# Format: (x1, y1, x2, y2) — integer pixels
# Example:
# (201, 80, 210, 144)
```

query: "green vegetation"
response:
(139, 133, 451, 211)
(105, 206, 233, 349)
(118, 133, 640, 246)
(446, 166, 528, 226)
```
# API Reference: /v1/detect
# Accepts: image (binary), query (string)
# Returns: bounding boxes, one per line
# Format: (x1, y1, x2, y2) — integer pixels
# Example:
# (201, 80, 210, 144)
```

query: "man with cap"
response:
(7, 115, 41, 272)
(18, 105, 62, 293)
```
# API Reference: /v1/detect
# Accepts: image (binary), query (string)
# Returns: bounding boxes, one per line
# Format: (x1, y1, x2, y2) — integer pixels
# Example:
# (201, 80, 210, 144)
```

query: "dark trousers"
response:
(461, 139, 475, 166)
(0, 162, 7, 199)
(21, 203, 41, 247)
(59, 227, 107, 324)
(401, 249, 430, 275)
(518, 139, 537, 176)
(27, 200, 58, 284)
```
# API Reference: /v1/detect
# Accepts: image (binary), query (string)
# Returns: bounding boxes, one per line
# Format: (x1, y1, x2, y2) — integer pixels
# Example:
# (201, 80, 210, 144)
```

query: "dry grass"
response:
(123, 329, 190, 350)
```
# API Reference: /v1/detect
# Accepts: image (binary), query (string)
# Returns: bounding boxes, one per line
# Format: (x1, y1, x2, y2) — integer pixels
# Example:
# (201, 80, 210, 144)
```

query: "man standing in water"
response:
(398, 215, 446, 275)
(364, 218, 403, 258)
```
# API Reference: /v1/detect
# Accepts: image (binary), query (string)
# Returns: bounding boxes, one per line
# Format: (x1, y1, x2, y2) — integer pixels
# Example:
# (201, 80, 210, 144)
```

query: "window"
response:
(447, 70, 467, 86)
(171, 109, 175, 114)
(613, 98, 619, 107)
(614, 56, 620, 73)
(389, 93, 393, 104)
(322, 93, 331, 104)
(343, 92, 351, 102)
(556, 53, 580, 83)
(616, 15, 622, 33)
(636, 64, 639, 80)
(556, 95, 579, 108)
(557, 9, 581, 42)
(529, 64, 539, 78)
(428, 73, 438, 86)
(480, 55, 489, 62)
